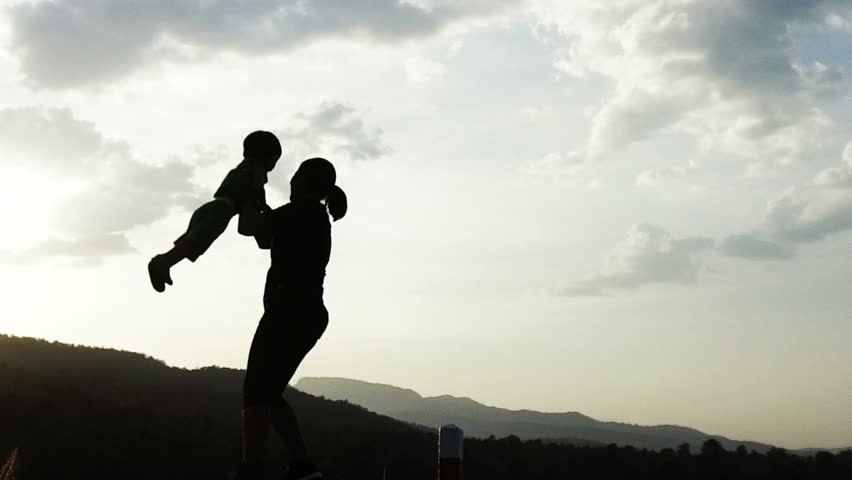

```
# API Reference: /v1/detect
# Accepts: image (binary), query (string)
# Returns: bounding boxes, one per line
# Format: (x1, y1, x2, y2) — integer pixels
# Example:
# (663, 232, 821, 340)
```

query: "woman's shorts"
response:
(242, 301, 329, 408)
(174, 197, 236, 261)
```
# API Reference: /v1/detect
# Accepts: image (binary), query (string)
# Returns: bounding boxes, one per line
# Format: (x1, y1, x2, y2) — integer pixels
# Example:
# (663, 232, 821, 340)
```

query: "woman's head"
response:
(291, 157, 348, 221)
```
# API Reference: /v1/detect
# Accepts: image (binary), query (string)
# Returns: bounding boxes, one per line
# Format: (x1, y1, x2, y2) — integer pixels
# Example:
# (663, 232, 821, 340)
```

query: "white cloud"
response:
(521, 151, 585, 176)
(717, 234, 795, 261)
(794, 60, 848, 99)
(764, 142, 852, 243)
(448, 40, 464, 58)
(826, 12, 852, 32)
(560, 223, 714, 296)
(0, 107, 106, 172)
(280, 101, 390, 164)
(520, 105, 554, 122)
(812, 143, 852, 188)
(0, 234, 137, 267)
(635, 160, 697, 187)
(0, 101, 389, 264)
(766, 189, 852, 244)
(0, 106, 202, 264)
(715, 142, 852, 252)
(704, 143, 852, 262)
(535, 0, 849, 168)
(5, 0, 519, 88)
(404, 56, 447, 85)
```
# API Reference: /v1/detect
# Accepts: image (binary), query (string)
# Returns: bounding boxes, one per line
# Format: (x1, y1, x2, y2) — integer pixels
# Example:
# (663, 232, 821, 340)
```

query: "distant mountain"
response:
(296, 377, 780, 453)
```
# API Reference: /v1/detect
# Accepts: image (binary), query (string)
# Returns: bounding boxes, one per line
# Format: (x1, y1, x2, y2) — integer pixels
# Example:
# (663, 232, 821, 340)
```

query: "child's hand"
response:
(259, 200, 272, 215)
(251, 164, 268, 188)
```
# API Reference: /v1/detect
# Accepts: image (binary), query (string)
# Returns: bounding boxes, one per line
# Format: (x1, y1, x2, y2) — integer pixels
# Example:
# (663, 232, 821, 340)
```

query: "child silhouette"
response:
(147, 131, 281, 292)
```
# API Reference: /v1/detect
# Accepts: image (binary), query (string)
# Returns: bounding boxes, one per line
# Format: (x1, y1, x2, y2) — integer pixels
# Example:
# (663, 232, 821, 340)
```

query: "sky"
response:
(0, 0, 850, 450)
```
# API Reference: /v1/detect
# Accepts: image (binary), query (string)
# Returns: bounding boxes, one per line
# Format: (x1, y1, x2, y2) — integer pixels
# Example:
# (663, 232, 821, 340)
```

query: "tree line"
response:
(1, 335, 850, 479)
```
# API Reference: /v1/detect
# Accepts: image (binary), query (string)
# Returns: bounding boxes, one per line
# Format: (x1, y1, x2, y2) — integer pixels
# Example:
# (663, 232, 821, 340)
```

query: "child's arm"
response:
(237, 198, 264, 236)
(238, 199, 274, 249)
(236, 163, 269, 237)
(252, 203, 274, 250)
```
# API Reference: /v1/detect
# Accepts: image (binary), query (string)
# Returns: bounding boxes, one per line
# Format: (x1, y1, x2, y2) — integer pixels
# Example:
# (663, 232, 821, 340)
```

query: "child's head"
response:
(291, 157, 348, 221)
(243, 131, 282, 171)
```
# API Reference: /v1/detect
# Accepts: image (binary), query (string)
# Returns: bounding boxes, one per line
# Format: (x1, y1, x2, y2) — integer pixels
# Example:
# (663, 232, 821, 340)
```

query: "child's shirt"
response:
(213, 160, 266, 212)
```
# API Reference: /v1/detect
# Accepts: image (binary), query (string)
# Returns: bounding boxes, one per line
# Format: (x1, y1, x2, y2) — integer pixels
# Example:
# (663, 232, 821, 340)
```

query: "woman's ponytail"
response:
(326, 185, 348, 221)
(298, 157, 347, 221)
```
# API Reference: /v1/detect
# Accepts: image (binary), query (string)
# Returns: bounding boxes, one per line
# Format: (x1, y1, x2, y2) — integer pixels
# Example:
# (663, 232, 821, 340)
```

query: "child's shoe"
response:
(147, 255, 173, 292)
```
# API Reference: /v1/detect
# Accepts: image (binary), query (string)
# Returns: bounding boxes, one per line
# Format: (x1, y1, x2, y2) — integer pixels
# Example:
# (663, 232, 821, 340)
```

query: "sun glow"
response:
(0, 168, 83, 251)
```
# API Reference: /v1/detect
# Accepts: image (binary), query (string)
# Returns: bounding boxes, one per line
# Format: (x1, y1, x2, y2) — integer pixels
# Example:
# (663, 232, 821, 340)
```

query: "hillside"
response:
(1, 334, 851, 480)
(296, 377, 779, 453)
(0, 335, 434, 479)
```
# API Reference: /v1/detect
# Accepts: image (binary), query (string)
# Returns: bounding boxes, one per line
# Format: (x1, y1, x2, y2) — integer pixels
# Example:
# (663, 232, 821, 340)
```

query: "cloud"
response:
(0, 101, 389, 264)
(765, 189, 852, 244)
(535, 0, 850, 168)
(812, 142, 852, 188)
(586, 178, 603, 190)
(716, 142, 852, 256)
(826, 12, 852, 32)
(559, 142, 852, 294)
(0, 107, 106, 172)
(717, 234, 795, 260)
(794, 60, 849, 99)
(6, 0, 519, 88)
(560, 223, 714, 296)
(521, 151, 585, 176)
(520, 105, 554, 122)
(404, 56, 447, 85)
(763, 142, 852, 243)
(1, 234, 137, 267)
(0, 106, 202, 264)
(280, 101, 390, 163)
(50, 157, 200, 238)
(635, 161, 697, 187)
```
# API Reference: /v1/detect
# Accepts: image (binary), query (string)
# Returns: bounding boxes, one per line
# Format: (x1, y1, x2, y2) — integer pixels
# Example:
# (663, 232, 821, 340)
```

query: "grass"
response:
(0, 448, 17, 480)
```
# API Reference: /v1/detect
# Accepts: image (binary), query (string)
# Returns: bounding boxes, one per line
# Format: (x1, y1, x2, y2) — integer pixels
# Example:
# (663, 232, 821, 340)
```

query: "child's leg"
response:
(147, 241, 195, 292)
(148, 199, 235, 292)
(155, 241, 195, 269)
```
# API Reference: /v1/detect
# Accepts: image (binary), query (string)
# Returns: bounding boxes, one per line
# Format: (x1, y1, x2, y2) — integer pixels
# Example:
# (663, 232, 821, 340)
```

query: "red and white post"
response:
(438, 424, 463, 480)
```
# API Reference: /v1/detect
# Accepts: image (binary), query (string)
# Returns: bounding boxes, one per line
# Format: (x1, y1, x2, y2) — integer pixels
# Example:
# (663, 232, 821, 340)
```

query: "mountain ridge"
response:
(295, 376, 850, 454)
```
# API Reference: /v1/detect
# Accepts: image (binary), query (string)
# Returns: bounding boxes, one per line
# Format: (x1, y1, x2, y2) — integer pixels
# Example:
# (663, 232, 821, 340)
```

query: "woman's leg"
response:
(270, 397, 309, 462)
(241, 303, 327, 475)
(242, 314, 277, 472)
(268, 307, 328, 462)
(242, 403, 271, 463)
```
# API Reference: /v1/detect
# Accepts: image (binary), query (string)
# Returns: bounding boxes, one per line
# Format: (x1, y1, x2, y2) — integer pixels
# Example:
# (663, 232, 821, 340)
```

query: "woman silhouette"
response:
(236, 157, 347, 480)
